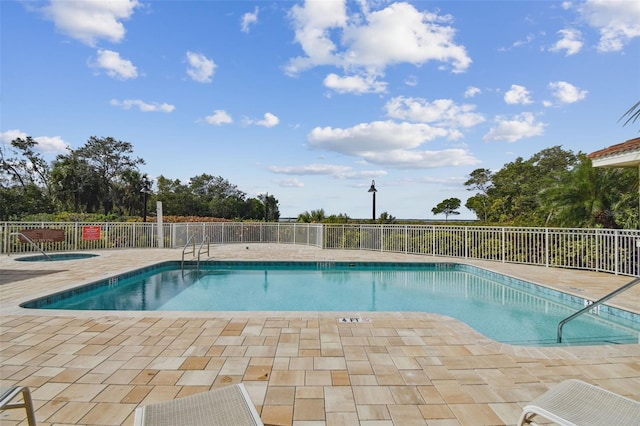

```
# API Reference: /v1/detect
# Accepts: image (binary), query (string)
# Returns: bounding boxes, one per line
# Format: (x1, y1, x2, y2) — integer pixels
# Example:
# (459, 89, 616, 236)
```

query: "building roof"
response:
(588, 137, 640, 168)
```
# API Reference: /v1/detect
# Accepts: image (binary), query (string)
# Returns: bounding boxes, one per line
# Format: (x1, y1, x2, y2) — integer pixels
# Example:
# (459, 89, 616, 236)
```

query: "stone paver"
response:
(1, 245, 639, 425)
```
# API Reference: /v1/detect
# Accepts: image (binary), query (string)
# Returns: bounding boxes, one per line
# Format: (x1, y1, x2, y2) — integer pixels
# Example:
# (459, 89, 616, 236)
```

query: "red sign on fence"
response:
(82, 225, 101, 241)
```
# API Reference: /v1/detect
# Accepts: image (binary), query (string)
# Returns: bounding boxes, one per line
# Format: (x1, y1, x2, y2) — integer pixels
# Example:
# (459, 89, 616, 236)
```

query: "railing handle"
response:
(9, 232, 52, 260)
(181, 235, 195, 270)
(557, 277, 640, 343)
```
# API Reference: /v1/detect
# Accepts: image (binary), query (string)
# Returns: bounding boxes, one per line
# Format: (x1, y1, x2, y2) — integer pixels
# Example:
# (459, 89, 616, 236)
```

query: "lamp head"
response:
(368, 180, 377, 193)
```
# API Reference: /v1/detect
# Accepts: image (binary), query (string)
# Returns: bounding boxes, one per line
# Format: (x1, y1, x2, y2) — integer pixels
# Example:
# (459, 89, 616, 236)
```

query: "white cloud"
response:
(110, 99, 175, 112)
(275, 178, 305, 188)
(1, 129, 69, 154)
(385, 96, 485, 129)
(186, 51, 216, 83)
(550, 28, 583, 55)
(579, 0, 640, 52)
(205, 110, 233, 125)
(269, 164, 387, 180)
(307, 120, 479, 169)
(464, 86, 481, 98)
(286, 1, 471, 87)
(323, 73, 387, 94)
(512, 34, 536, 48)
(32, 136, 70, 153)
(483, 112, 545, 142)
(404, 75, 418, 87)
(91, 49, 138, 79)
(548, 81, 588, 104)
(286, 0, 347, 73)
(363, 148, 480, 168)
(43, 0, 139, 46)
(241, 7, 259, 33)
(270, 164, 353, 177)
(0, 129, 28, 145)
(253, 112, 280, 127)
(504, 84, 533, 105)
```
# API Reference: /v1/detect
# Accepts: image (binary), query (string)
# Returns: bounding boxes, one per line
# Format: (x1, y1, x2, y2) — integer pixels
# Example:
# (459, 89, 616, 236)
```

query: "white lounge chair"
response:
(134, 383, 264, 426)
(517, 379, 640, 426)
(0, 386, 37, 426)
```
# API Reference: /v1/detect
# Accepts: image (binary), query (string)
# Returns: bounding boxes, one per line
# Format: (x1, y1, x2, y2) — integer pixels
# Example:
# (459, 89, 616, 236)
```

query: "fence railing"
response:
(322, 224, 640, 277)
(2, 222, 638, 276)
(0, 222, 324, 255)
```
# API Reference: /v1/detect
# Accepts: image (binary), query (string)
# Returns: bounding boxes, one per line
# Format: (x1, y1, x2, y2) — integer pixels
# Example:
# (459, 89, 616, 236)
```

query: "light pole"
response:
(368, 180, 377, 221)
(141, 177, 151, 222)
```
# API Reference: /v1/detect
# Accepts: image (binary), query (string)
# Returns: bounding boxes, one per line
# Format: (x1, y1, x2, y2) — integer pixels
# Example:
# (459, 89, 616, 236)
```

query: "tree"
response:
(115, 170, 150, 217)
(244, 197, 266, 220)
(464, 168, 493, 222)
(155, 176, 196, 216)
(325, 213, 350, 223)
(257, 193, 280, 221)
(0, 136, 55, 219)
(70, 136, 145, 214)
(51, 152, 101, 212)
(541, 155, 638, 228)
(483, 146, 577, 225)
(377, 211, 396, 224)
(1, 137, 52, 191)
(432, 198, 461, 221)
(297, 209, 326, 223)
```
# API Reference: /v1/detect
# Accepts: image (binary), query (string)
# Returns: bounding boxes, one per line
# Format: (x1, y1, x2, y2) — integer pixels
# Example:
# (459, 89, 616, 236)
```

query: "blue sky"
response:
(2, 0, 639, 220)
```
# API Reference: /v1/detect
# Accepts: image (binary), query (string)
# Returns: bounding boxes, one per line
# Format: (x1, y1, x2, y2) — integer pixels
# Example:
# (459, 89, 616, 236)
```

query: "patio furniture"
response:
(0, 386, 37, 426)
(517, 379, 640, 425)
(134, 383, 264, 426)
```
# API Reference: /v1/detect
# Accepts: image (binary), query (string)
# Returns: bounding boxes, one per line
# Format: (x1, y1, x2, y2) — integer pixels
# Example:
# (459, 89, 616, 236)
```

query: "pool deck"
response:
(1, 244, 639, 426)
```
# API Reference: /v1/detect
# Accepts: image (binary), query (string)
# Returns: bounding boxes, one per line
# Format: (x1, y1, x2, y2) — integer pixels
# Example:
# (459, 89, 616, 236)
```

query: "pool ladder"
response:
(557, 276, 640, 343)
(181, 235, 210, 272)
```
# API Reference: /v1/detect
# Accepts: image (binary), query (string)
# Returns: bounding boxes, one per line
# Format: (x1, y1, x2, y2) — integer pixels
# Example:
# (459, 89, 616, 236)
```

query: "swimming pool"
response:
(22, 261, 639, 346)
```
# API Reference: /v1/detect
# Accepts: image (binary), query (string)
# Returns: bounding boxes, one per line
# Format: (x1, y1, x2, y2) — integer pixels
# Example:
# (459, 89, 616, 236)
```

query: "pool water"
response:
(22, 261, 640, 346)
(15, 253, 99, 262)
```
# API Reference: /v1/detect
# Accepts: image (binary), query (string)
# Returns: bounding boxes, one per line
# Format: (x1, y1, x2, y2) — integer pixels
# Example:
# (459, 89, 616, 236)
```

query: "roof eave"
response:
(591, 151, 640, 168)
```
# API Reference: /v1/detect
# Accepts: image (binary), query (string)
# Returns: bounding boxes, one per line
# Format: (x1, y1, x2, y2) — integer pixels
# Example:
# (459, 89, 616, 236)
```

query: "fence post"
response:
(545, 228, 549, 267)
(615, 229, 619, 275)
(464, 227, 468, 259)
(595, 229, 599, 272)
(501, 227, 505, 263)
(405, 225, 408, 254)
(431, 225, 435, 256)
(2, 222, 7, 254)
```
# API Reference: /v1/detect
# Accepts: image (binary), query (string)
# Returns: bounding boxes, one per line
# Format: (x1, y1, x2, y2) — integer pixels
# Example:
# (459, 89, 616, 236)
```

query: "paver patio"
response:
(1, 244, 639, 425)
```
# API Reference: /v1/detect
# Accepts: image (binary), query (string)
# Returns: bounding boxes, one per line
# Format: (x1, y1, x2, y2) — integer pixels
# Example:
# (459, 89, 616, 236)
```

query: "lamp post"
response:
(368, 180, 377, 221)
(141, 177, 151, 223)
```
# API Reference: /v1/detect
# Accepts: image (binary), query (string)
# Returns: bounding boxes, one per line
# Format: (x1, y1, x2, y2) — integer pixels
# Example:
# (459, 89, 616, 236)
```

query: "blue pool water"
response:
(15, 253, 99, 262)
(22, 261, 639, 346)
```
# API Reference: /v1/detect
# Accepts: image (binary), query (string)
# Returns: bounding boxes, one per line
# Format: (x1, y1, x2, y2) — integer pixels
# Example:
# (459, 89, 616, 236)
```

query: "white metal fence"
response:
(2, 222, 638, 276)
(1, 222, 324, 255)
(323, 224, 640, 277)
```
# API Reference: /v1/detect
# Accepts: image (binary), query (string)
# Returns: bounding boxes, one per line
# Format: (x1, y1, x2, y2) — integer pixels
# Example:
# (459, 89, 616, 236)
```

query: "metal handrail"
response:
(557, 276, 640, 343)
(196, 236, 210, 272)
(9, 232, 52, 260)
(181, 235, 195, 270)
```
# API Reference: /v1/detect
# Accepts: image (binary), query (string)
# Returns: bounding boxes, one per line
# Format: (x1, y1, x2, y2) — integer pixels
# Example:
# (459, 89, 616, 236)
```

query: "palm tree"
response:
(620, 100, 640, 131)
(541, 156, 637, 228)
